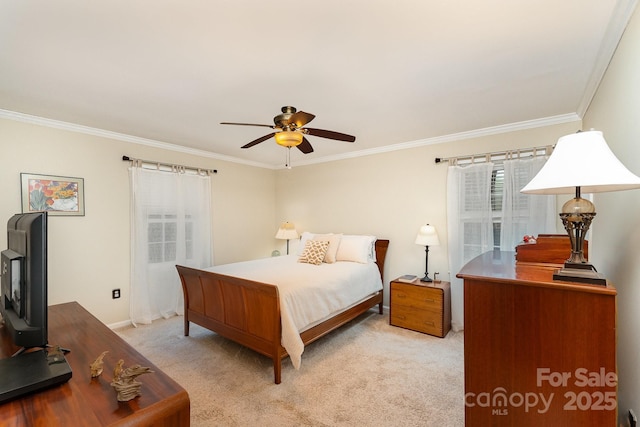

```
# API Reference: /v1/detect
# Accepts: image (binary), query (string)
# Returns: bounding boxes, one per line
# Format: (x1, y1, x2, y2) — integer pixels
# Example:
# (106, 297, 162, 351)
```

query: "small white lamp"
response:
(275, 222, 299, 255)
(415, 224, 440, 282)
(521, 130, 640, 285)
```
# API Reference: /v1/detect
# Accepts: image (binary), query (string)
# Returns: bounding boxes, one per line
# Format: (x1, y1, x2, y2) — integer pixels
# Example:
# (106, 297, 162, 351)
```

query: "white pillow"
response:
(312, 233, 342, 263)
(297, 232, 315, 256)
(335, 235, 376, 263)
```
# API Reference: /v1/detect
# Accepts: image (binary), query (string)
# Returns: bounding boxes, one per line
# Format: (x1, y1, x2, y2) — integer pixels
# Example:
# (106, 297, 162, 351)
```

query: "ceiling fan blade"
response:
(288, 111, 315, 128)
(221, 122, 275, 129)
(241, 133, 276, 149)
(297, 137, 314, 154)
(304, 127, 356, 142)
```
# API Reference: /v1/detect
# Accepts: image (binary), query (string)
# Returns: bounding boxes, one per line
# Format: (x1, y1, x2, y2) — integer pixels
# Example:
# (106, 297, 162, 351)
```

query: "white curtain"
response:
(447, 162, 494, 331)
(500, 157, 556, 249)
(129, 167, 212, 325)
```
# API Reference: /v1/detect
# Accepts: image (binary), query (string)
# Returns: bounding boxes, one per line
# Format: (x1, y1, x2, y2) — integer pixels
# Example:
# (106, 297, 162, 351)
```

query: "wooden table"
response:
(458, 251, 617, 427)
(0, 302, 190, 426)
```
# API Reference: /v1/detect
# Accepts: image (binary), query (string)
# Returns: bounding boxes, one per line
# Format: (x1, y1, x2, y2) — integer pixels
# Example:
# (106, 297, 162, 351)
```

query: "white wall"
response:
(0, 118, 276, 325)
(583, 6, 640, 420)
(276, 122, 578, 329)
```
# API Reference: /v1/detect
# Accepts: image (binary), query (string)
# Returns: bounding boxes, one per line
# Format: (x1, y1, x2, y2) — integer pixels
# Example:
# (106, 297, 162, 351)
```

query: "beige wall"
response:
(583, 7, 640, 421)
(0, 118, 276, 325)
(276, 122, 578, 329)
(1, 115, 577, 330)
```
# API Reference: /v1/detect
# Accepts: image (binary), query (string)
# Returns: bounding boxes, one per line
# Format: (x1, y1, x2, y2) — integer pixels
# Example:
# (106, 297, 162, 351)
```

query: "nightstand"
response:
(389, 278, 451, 338)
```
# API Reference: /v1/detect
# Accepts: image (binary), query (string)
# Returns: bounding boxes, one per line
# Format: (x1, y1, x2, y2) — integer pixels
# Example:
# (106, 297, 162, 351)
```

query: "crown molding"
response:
(287, 113, 581, 168)
(576, 0, 639, 117)
(0, 108, 272, 169)
(2, 108, 579, 170)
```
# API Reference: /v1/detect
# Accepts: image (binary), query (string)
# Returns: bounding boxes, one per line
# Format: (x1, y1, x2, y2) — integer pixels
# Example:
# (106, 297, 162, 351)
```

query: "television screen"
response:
(1, 249, 24, 317)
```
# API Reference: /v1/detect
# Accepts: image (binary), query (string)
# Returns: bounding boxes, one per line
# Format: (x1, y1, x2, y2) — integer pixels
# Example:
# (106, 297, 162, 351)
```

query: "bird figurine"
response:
(110, 361, 154, 402)
(90, 351, 109, 378)
(119, 364, 154, 382)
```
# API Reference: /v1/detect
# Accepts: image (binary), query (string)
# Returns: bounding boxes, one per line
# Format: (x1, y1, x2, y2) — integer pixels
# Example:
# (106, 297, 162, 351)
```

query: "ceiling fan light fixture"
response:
(274, 131, 303, 147)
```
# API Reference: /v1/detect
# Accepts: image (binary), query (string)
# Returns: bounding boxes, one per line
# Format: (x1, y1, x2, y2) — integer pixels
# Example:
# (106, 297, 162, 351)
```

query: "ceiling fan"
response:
(221, 106, 356, 154)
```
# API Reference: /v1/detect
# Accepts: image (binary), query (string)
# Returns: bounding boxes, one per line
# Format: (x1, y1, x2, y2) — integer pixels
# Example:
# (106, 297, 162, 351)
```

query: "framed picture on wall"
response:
(20, 173, 85, 216)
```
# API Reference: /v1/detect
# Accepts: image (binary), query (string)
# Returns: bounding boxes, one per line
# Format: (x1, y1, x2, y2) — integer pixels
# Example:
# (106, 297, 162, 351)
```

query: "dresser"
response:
(389, 279, 451, 338)
(0, 302, 190, 426)
(458, 251, 617, 427)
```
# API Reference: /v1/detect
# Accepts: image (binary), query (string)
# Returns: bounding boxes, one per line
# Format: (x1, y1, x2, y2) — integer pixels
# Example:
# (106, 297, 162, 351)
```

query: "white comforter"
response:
(204, 255, 383, 369)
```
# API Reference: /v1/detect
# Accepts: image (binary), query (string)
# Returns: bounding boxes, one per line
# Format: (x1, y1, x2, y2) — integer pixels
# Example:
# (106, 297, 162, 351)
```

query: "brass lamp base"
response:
(553, 191, 606, 286)
(553, 262, 607, 286)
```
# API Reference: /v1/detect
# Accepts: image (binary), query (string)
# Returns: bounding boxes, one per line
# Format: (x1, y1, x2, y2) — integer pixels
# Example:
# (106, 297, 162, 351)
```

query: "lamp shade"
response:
(274, 131, 304, 147)
(275, 222, 299, 240)
(521, 130, 640, 195)
(415, 224, 440, 246)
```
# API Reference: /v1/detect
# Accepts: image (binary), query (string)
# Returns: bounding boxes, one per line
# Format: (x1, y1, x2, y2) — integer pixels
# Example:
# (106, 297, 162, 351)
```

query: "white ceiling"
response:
(0, 1, 637, 168)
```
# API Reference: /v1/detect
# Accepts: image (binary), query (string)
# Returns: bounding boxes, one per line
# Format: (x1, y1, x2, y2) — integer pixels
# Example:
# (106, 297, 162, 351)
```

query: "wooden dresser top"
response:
(457, 250, 616, 296)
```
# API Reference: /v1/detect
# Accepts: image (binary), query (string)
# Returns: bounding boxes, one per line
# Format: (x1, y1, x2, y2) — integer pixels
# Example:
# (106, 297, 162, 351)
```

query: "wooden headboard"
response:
(375, 239, 390, 280)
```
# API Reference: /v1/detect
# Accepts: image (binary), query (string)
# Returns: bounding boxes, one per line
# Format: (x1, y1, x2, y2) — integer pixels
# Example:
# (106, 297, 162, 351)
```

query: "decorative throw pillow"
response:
(312, 233, 342, 263)
(298, 240, 330, 266)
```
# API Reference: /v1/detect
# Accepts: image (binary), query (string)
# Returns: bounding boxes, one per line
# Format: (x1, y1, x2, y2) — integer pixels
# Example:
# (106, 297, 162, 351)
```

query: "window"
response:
(130, 166, 212, 324)
(458, 164, 495, 261)
(147, 213, 193, 263)
(491, 167, 504, 250)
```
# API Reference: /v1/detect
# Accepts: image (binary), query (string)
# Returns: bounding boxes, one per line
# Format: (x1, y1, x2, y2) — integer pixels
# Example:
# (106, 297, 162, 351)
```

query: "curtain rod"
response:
(434, 145, 553, 165)
(122, 156, 218, 175)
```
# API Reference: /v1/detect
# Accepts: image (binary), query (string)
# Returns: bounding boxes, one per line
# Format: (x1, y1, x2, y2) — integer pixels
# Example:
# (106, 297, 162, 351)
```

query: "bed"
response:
(176, 235, 389, 384)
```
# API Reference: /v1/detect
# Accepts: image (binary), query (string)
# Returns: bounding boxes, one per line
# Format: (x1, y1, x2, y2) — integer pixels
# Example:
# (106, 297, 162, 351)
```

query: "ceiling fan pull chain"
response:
(286, 147, 292, 169)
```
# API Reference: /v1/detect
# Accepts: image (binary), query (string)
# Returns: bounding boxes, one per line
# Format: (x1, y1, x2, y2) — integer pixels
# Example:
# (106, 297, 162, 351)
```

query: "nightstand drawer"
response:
(391, 305, 444, 336)
(390, 283, 442, 311)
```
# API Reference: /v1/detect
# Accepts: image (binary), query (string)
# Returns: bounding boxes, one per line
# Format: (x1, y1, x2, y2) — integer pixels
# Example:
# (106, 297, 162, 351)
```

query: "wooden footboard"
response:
(176, 239, 389, 384)
(176, 266, 286, 382)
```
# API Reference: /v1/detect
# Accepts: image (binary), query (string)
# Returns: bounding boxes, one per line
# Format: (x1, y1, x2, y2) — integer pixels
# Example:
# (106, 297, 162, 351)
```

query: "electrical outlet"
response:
(112, 289, 121, 299)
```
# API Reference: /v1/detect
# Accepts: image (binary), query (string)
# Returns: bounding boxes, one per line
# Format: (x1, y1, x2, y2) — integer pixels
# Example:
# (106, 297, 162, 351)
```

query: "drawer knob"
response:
(424, 298, 436, 303)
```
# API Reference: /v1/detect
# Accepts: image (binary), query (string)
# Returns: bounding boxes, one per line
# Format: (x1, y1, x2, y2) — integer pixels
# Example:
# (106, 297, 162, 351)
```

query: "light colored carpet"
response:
(116, 310, 464, 426)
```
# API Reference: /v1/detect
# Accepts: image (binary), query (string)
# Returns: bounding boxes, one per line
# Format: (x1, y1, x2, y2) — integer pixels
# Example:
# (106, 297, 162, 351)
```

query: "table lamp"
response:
(415, 224, 440, 282)
(521, 130, 640, 285)
(275, 222, 299, 255)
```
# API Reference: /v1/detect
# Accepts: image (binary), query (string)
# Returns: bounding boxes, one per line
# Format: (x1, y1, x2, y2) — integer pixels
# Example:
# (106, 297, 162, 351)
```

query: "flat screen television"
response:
(0, 212, 48, 350)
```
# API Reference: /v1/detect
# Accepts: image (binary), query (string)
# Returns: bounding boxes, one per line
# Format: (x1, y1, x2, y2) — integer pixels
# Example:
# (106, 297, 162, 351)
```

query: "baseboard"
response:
(108, 319, 133, 330)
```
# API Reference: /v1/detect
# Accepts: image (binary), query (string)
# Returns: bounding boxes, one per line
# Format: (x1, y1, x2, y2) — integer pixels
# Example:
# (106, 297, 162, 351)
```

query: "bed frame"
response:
(176, 239, 389, 384)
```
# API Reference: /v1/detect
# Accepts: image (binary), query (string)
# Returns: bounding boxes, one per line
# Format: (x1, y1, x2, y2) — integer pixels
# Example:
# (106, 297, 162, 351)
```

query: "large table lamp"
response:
(521, 130, 640, 285)
(415, 224, 440, 282)
(275, 222, 299, 255)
